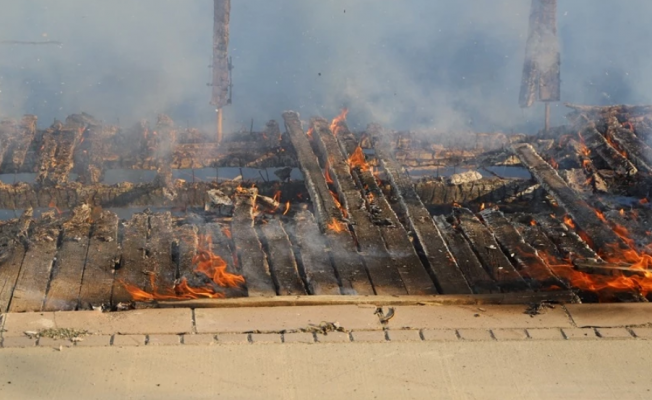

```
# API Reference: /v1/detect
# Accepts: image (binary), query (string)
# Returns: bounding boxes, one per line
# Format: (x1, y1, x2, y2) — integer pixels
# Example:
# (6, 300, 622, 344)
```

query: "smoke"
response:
(1, 0, 651, 134)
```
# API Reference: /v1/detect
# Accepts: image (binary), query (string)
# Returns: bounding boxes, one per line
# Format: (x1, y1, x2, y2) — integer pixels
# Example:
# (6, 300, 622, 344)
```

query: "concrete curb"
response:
(1, 303, 651, 349)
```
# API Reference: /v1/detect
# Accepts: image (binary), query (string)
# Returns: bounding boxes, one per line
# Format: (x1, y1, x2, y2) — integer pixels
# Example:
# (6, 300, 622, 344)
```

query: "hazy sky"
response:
(0, 1, 650, 134)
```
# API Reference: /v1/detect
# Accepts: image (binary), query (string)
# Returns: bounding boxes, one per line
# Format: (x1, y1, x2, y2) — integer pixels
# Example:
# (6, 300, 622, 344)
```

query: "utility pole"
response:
(519, 0, 560, 132)
(210, 0, 231, 144)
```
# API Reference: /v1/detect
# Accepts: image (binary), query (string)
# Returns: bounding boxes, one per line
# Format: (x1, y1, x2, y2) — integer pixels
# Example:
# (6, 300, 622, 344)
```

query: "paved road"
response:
(1, 339, 650, 400)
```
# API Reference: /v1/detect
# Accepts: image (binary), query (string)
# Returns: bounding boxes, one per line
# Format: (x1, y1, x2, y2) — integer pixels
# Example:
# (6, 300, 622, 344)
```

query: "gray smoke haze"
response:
(1, 0, 651, 134)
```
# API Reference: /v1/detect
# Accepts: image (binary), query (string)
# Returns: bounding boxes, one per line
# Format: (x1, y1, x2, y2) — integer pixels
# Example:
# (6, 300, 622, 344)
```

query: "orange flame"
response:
(549, 157, 559, 170)
(121, 235, 244, 301)
(619, 209, 625, 217)
(330, 108, 349, 136)
(283, 201, 291, 216)
(327, 218, 347, 233)
(222, 227, 232, 239)
(480, 203, 486, 211)
(640, 198, 649, 205)
(306, 127, 314, 139)
(563, 215, 576, 229)
(324, 167, 334, 184)
(330, 190, 348, 218)
(348, 145, 370, 172)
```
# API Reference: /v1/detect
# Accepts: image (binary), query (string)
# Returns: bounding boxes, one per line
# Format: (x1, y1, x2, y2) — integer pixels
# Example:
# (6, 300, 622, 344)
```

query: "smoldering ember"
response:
(0, 0, 651, 315)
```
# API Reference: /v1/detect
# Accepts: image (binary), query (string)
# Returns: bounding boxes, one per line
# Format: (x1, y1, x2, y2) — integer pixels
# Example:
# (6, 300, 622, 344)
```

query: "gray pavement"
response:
(1, 340, 651, 400)
(1, 303, 652, 399)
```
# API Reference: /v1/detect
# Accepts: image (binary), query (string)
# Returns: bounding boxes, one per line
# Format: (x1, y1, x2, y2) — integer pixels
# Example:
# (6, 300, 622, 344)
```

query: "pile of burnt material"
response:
(0, 105, 650, 313)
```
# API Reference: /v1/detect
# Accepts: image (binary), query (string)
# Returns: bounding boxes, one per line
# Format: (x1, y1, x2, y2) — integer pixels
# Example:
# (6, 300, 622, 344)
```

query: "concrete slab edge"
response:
(2, 328, 648, 349)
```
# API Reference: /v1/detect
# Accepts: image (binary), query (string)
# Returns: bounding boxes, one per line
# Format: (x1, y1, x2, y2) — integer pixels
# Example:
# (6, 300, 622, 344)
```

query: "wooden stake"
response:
(545, 102, 551, 132)
(217, 108, 223, 144)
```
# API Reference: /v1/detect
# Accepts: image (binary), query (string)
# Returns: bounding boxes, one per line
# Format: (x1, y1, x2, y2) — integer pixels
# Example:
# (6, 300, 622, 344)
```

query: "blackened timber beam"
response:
(175, 223, 198, 283)
(203, 222, 247, 297)
(580, 125, 637, 177)
(283, 112, 342, 230)
(111, 213, 150, 304)
(535, 214, 599, 260)
(6, 115, 37, 172)
(480, 208, 567, 290)
(433, 216, 499, 294)
(334, 122, 438, 295)
(35, 128, 58, 185)
(605, 117, 652, 174)
(370, 125, 472, 294)
(260, 218, 307, 296)
(0, 118, 18, 170)
(149, 213, 176, 292)
(43, 205, 92, 311)
(312, 117, 408, 295)
(0, 209, 32, 312)
(283, 111, 373, 295)
(232, 188, 275, 296)
(153, 290, 580, 308)
(0, 181, 303, 210)
(9, 213, 60, 312)
(288, 210, 341, 295)
(78, 210, 119, 309)
(46, 115, 87, 185)
(512, 143, 628, 257)
(455, 208, 530, 292)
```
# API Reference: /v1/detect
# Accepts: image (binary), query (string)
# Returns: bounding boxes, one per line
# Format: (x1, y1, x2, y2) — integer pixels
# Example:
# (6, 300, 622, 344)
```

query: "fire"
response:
(549, 157, 559, 170)
(530, 220, 537, 226)
(620, 209, 625, 217)
(330, 108, 349, 136)
(480, 203, 486, 211)
(563, 215, 576, 229)
(283, 201, 291, 216)
(324, 166, 334, 184)
(348, 145, 370, 172)
(330, 190, 348, 218)
(121, 235, 244, 301)
(640, 198, 649, 205)
(222, 227, 232, 239)
(306, 127, 314, 140)
(594, 209, 608, 224)
(326, 218, 347, 233)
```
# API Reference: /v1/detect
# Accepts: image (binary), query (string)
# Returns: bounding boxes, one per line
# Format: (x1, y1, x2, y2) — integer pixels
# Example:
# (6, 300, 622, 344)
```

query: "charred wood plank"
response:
(284, 111, 372, 295)
(203, 222, 246, 297)
(46, 115, 88, 185)
(287, 210, 341, 295)
(111, 213, 150, 304)
(43, 205, 92, 311)
(535, 214, 599, 260)
(232, 188, 275, 296)
(434, 216, 499, 294)
(9, 213, 60, 312)
(78, 210, 120, 309)
(260, 218, 307, 296)
(149, 213, 176, 291)
(335, 123, 437, 295)
(35, 129, 59, 185)
(175, 224, 198, 283)
(0, 209, 32, 312)
(0, 118, 19, 170)
(370, 125, 472, 294)
(480, 208, 567, 290)
(512, 143, 628, 257)
(312, 117, 407, 295)
(454, 208, 530, 292)
(580, 125, 637, 177)
(6, 115, 37, 172)
(605, 118, 652, 174)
